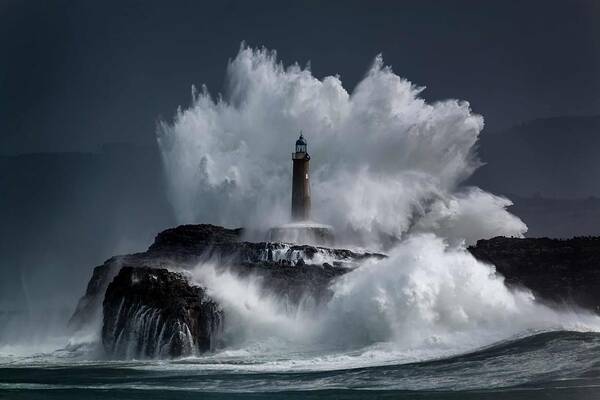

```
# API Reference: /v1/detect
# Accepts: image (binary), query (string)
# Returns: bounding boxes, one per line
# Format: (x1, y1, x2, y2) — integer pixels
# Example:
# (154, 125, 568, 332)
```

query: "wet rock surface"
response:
(70, 224, 383, 355)
(102, 266, 222, 358)
(72, 224, 600, 359)
(469, 236, 600, 312)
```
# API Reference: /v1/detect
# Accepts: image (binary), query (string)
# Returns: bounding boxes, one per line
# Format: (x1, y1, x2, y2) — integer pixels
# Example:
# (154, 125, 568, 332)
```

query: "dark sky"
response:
(1, 0, 599, 154)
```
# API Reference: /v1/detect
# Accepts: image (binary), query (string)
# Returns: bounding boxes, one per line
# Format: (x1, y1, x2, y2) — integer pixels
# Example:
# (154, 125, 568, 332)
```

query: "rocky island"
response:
(70, 224, 600, 359)
(70, 224, 383, 358)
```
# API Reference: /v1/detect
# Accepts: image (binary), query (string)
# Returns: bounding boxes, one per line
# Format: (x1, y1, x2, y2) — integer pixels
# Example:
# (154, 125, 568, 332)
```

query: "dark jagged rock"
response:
(69, 253, 158, 331)
(73, 223, 600, 360)
(145, 224, 377, 266)
(102, 266, 222, 358)
(469, 236, 600, 312)
(148, 224, 243, 255)
(70, 224, 383, 343)
(269, 224, 335, 246)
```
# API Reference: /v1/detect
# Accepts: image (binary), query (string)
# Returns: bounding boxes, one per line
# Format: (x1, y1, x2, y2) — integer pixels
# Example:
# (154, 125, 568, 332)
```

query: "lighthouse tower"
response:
(268, 132, 333, 245)
(291, 132, 311, 221)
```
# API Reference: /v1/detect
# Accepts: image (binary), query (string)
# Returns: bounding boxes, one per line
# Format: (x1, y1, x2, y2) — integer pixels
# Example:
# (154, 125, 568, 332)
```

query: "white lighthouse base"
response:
(268, 222, 335, 246)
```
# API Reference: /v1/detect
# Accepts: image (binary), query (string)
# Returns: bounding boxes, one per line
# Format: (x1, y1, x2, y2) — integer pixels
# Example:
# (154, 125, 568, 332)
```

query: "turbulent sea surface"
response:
(1, 331, 600, 400)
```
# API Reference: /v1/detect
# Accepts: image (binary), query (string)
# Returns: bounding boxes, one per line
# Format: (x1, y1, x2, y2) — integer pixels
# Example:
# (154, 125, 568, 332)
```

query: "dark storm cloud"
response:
(0, 0, 599, 154)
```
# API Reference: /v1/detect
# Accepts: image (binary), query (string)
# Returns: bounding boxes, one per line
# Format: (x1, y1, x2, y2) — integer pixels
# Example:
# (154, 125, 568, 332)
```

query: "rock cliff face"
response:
(72, 224, 600, 359)
(468, 237, 600, 312)
(102, 266, 222, 358)
(70, 224, 383, 357)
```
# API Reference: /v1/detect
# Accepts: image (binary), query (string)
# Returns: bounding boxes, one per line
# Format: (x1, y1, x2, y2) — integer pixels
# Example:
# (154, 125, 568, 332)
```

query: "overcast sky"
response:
(1, 0, 599, 154)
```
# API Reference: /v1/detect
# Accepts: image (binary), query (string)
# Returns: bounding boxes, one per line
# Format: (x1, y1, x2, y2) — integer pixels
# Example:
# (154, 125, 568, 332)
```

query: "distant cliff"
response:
(469, 236, 600, 312)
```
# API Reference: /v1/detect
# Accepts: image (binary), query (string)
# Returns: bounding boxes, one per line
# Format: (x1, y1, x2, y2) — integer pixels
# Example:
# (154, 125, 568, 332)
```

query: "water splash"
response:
(157, 45, 526, 247)
(189, 234, 600, 365)
(103, 300, 221, 359)
(156, 46, 594, 363)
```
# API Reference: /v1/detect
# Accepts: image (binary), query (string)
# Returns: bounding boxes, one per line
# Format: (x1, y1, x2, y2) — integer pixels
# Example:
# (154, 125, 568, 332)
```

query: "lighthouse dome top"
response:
(296, 133, 306, 146)
(295, 132, 307, 153)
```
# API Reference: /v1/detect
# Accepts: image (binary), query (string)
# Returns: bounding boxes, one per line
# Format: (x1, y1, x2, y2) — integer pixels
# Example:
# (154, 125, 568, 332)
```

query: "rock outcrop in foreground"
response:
(102, 267, 222, 358)
(71, 224, 600, 359)
(70, 224, 383, 358)
(469, 236, 600, 312)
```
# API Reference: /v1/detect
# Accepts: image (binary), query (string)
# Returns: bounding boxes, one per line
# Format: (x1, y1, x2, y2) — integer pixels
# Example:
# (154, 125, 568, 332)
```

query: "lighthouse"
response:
(268, 132, 333, 245)
(291, 132, 311, 220)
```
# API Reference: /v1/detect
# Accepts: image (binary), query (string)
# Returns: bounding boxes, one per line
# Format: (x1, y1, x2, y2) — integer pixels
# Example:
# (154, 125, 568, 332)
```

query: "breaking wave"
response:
(189, 234, 600, 367)
(155, 45, 598, 367)
(157, 44, 526, 247)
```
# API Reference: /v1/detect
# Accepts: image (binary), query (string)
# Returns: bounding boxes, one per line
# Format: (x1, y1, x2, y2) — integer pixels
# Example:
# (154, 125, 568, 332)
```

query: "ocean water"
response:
(4, 235, 600, 399)
(1, 331, 600, 400)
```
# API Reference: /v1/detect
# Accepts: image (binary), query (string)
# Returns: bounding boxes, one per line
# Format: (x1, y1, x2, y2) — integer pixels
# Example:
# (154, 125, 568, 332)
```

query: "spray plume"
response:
(155, 46, 587, 366)
(157, 45, 526, 246)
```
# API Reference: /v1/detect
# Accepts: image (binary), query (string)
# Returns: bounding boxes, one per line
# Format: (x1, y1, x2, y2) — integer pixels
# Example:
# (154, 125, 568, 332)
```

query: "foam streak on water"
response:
(2, 332, 600, 398)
